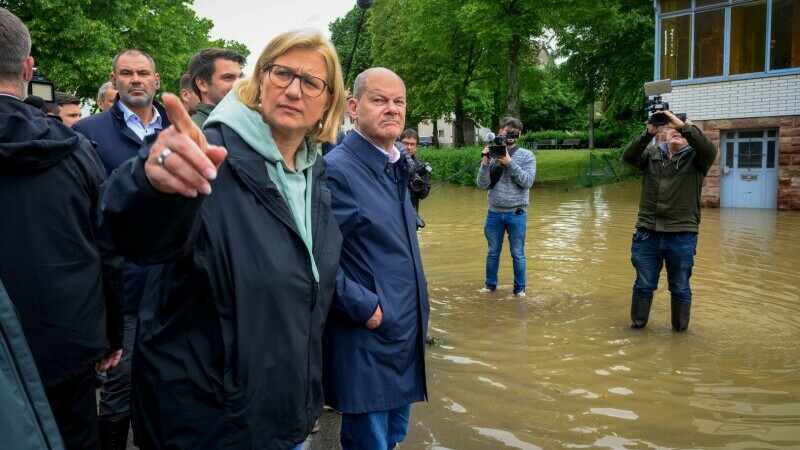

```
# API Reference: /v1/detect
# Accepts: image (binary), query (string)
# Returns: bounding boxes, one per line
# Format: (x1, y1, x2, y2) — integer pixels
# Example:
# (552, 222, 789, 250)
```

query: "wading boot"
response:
(99, 415, 129, 450)
(671, 300, 691, 332)
(630, 297, 652, 328)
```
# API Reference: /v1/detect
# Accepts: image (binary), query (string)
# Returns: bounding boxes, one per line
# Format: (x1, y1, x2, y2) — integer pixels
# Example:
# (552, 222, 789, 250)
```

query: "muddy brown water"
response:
(390, 181, 800, 449)
(125, 181, 799, 450)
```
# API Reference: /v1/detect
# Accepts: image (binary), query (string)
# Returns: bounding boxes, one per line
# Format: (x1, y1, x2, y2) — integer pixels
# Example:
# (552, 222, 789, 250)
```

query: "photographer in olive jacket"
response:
(622, 110, 717, 332)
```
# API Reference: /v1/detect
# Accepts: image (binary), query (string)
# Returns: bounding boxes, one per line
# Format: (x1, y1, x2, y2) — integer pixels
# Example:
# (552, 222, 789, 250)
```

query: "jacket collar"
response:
(110, 95, 172, 143)
(341, 130, 395, 178)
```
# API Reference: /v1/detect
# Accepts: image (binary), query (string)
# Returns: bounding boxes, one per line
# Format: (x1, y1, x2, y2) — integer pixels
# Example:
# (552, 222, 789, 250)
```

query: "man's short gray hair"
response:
(97, 81, 113, 103)
(352, 67, 405, 100)
(0, 8, 31, 83)
(111, 49, 156, 73)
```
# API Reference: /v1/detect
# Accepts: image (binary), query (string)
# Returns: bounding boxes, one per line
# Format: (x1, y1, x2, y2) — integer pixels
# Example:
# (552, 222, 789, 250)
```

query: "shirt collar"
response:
(353, 129, 400, 163)
(117, 100, 162, 128)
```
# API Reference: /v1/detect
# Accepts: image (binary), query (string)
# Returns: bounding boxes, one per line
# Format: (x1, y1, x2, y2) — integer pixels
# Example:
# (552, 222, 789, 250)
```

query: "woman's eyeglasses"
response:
(264, 64, 330, 98)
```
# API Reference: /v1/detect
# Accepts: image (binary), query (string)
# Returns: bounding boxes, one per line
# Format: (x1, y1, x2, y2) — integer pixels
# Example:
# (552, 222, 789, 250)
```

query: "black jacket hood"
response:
(0, 95, 83, 175)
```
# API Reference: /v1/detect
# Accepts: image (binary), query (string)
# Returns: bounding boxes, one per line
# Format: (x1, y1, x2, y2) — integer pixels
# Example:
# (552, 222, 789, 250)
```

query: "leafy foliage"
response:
(551, 0, 655, 123)
(416, 146, 634, 187)
(329, 5, 373, 89)
(4, 0, 249, 102)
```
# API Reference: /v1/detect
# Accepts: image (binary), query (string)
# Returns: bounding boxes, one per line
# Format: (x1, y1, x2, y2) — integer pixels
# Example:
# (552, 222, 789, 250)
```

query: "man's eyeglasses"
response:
(401, 141, 418, 148)
(264, 64, 331, 98)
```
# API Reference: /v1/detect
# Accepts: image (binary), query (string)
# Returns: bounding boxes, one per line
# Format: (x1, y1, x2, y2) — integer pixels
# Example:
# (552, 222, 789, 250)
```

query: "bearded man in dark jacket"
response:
(0, 8, 123, 449)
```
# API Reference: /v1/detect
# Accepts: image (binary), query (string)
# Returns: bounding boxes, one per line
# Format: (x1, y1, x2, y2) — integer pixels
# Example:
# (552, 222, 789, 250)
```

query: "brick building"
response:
(654, 0, 800, 209)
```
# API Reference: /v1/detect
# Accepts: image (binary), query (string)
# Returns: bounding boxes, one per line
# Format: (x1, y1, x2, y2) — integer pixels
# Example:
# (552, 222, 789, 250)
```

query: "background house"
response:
(654, 0, 800, 209)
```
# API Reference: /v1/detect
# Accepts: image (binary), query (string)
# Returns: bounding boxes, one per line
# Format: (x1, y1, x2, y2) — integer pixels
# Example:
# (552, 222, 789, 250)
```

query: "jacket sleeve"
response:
(325, 159, 380, 325)
(506, 151, 535, 189)
(622, 130, 655, 170)
(82, 140, 123, 351)
(99, 140, 205, 266)
(683, 125, 718, 173)
(476, 161, 492, 189)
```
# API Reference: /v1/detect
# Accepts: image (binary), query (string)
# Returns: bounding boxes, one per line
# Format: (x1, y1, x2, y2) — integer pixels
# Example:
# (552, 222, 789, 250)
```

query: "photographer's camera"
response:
(410, 162, 432, 193)
(484, 130, 519, 159)
(642, 79, 686, 126)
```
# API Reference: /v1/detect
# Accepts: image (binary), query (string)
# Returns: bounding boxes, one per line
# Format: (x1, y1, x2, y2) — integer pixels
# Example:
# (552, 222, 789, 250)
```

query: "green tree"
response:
(552, 0, 655, 144)
(520, 62, 584, 131)
(4, 0, 248, 102)
(329, 6, 373, 89)
(459, 0, 549, 119)
(369, 0, 491, 147)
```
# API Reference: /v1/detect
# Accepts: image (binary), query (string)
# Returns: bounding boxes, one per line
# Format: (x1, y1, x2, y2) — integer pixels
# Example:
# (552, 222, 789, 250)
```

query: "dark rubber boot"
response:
(630, 297, 652, 328)
(671, 300, 691, 332)
(99, 416, 130, 450)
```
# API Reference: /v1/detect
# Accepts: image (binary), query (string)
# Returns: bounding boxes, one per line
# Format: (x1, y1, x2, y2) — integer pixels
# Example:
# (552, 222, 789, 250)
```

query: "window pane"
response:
(661, 0, 691, 13)
(767, 141, 775, 168)
(696, 0, 726, 7)
(739, 131, 763, 139)
(730, 3, 767, 75)
(661, 15, 692, 80)
(738, 141, 763, 169)
(770, 0, 800, 70)
(726, 141, 734, 167)
(767, 130, 776, 137)
(694, 9, 725, 77)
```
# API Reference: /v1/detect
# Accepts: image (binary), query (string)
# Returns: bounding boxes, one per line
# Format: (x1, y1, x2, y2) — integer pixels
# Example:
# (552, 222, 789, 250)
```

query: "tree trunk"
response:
(588, 102, 595, 150)
(433, 120, 439, 148)
(454, 96, 466, 148)
(506, 36, 521, 118)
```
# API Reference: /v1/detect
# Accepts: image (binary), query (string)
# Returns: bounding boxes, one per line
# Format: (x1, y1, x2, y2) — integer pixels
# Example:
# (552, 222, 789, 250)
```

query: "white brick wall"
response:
(663, 74, 800, 121)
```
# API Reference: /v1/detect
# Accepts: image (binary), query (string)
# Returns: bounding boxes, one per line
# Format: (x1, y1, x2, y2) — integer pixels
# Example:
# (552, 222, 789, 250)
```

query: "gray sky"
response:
(190, 0, 361, 75)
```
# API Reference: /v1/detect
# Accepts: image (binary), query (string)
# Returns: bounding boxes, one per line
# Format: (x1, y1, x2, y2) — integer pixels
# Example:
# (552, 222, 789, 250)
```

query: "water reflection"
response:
(404, 181, 800, 449)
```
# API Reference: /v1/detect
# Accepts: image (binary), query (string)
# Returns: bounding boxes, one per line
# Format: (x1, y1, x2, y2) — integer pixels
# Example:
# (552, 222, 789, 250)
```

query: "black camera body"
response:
(486, 131, 519, 159)
(642, 79, 686, 126)
(643, 97, 686, 126)
(410, 161, 432, 193)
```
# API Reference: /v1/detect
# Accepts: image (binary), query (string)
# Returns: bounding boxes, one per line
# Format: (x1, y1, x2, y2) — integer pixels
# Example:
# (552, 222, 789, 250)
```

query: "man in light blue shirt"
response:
(71, 49, 171, 450)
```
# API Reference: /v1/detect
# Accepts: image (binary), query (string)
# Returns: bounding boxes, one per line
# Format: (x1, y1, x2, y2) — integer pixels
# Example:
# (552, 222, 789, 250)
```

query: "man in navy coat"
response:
(72, 49, 170, 450)
(323, 68, 429, 450)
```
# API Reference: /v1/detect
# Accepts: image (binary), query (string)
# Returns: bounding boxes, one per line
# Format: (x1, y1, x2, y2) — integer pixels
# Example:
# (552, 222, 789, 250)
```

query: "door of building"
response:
(720, 130, 778, 209)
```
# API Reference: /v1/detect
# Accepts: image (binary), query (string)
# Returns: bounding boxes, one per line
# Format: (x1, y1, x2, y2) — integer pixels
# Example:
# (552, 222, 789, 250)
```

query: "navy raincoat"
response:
(323, 131, 429, 414)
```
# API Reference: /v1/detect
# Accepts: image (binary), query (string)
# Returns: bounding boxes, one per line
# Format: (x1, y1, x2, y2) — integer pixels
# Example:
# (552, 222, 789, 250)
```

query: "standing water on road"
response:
(392, 181, 800, 449)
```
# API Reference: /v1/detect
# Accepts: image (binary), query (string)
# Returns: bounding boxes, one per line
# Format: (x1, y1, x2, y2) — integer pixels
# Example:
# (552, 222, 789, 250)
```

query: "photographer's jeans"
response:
(630, 228, 697, 303)
(484, 210, 527, 293)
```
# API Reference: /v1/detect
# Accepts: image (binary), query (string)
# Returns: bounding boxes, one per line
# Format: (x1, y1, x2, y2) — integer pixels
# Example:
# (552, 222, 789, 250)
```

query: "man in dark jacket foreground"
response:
(622, 110, 717, 332)
(0, 8, 123, 449)
(324, 67, 429, 450)
(0, 279, 65, 450)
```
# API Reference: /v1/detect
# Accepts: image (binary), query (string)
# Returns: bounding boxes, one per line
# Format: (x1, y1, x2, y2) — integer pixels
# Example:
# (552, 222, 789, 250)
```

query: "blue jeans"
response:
(630, 228, 697, 303)
(340, 404, 411, 450)
(484, 210, 527, 293)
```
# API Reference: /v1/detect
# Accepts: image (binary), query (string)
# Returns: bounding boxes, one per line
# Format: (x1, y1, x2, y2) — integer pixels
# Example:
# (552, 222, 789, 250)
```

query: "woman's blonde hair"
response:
(234, 28, 345, 143)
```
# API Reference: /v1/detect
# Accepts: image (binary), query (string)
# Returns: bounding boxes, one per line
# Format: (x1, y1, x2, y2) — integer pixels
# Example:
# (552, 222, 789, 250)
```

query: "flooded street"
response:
(397, 181, 800, 449)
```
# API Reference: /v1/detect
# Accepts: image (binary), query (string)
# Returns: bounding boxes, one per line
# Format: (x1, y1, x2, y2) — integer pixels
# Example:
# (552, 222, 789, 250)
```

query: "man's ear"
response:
(195, 76, 209, 94)
(347, 97, 358, 120)
(155, 73, 161, 88)
(22, 56, 34, 82)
